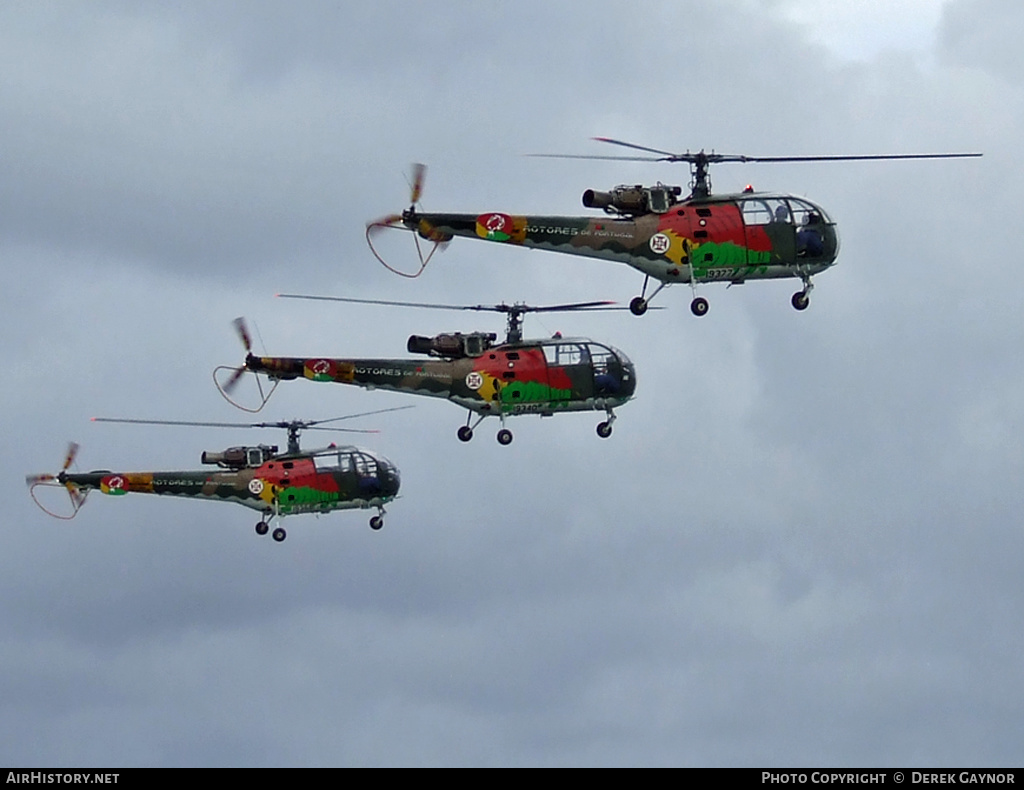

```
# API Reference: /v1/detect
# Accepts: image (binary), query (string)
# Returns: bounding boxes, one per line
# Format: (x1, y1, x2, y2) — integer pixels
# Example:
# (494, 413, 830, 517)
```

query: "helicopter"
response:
(26, 412, 408, 542)
(215, 298, 637, 445)
(367, 141, 982, 316)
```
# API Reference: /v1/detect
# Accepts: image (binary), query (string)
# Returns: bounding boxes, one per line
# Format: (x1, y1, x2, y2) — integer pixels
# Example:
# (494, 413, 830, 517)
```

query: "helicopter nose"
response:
(620, 363, 638, 397)
(382, 462, 401, 497)
(828, 223, 841, 260)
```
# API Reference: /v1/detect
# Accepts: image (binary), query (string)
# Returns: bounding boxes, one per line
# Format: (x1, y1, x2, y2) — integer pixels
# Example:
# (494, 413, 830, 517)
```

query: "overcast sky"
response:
(2, 0, 1022, 767)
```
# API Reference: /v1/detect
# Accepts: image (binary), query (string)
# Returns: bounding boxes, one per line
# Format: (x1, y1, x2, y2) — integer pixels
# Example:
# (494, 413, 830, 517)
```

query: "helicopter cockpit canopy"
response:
(541, 340, 632, 367)
(540, 339, 636, 397)
(739, 195, 832, 226)
(738, 195, 835, 260)
(313, 446, 378, 472)
(312, 446, 400, 495)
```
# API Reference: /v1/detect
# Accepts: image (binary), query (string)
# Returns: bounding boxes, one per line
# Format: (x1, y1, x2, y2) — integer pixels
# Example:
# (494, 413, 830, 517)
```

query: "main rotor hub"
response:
(690, 152, 712, 199)
(286, 424, 302, 455)
(502, 306, 528, 344)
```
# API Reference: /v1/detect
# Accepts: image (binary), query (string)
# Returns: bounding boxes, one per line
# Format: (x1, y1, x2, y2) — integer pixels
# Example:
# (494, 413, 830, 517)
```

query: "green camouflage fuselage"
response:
(407, 191, 838, 286)
(246, 337, 636, 418)
(59, 446, 399, 517)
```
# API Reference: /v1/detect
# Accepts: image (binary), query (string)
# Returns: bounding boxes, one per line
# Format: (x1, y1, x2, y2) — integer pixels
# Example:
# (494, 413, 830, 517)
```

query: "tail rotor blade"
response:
(365, 163, 439, 278)
(223, 365, 249, 394)
(27, 444, 88, 519)
(366, 213, 404, 234)
(68, 485, 87, 509)
(62, 442, 79, 472)
(28, 441, 79, 488)
(215, 318, 280, 413)
(233, 317, 253, 353)
(409, 162, 426, 205)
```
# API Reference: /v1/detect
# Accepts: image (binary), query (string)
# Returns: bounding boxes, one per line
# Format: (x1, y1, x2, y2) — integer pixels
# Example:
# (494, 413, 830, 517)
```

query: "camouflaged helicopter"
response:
(26, 412, 407, 542)
(216, 299, 636, 445)
(367, 142, 981, 316)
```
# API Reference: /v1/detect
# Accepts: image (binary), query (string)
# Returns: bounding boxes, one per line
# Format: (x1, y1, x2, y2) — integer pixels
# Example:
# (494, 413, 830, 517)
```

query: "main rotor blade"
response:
(300, 406, 416, 428)
(276, 293, 617, 314)
(527, 153, 666, 163)
(91, 405, 415, 432)
(592, 137, 681, 157)
(592, 138, 983, 162)
(303, 426, 380, 434)
(92, 417, 258, 429)
(527, 301, 618, 313)
(277, 293, 480, 311)
(531, 143, 982, 165)
(528, 137, 686, 161)
(732, 152, 984, 163)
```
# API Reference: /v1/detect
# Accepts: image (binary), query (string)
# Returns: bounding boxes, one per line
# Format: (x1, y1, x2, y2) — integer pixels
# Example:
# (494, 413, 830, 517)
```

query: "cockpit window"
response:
(314, 452, 353, 472)
(543, 343, 590, 366)
(603, 344, 632, 368)
(314, 453, 340, 472)
(314, 450, 381, 474)
(741, 199, 771, 225)
(587, 344, 616, 370)
(352, 452, 379, 476)
(742, 198, 792, 225)
(788, 198, 829, 226)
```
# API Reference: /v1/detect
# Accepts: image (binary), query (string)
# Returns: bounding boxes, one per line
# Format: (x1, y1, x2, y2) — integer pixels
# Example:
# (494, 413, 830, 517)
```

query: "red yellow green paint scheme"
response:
(28, 435, 400, 542)
(223, 324, 636, 446)
(393, 191, 837, 317)
(369, 146, 980, 316)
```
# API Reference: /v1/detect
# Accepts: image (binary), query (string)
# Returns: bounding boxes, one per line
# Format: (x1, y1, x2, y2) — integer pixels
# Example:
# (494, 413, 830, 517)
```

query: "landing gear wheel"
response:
(369, 515, 383, 531)
(791, 291, 810, 311)
(255, 521, 269, 536)
(596, 421, 613, 438)
(690, 297, 709, 316)
(272, 527, 286, 542)
(629, 296, 648, 316)
(496, 428, 513, 446)
(457, 425, 473, 442)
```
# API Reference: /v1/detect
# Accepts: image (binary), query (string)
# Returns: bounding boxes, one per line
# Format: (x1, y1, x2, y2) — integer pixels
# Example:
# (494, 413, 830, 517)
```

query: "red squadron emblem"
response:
(476, 213, 512, 241)
(101, 475, 127, 495)
(305, 359, 334, 381)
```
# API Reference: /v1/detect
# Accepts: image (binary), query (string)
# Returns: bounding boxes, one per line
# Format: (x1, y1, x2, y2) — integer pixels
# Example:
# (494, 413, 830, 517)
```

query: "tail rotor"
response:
(222, 317, 254, 393)
(27, 442, 88, 519)
(366, 163, 449, 278)
(213, 317, 280, 413)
